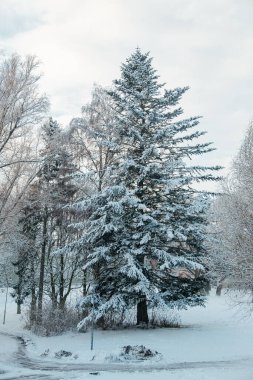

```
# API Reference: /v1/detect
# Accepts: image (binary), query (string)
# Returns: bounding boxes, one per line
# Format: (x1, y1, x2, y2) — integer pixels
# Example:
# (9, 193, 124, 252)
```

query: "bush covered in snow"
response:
(149, 307, 181, 328)
(25, 303, 80, 336)
(105, 345, 162, 362)
(78, 305, 180, 331)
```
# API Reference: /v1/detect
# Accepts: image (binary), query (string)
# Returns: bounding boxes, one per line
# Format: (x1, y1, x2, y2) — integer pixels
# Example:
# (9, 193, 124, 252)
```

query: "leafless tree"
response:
(0, 54, 49, 241)
(68, 84, 118, 192)
(208, 122, 253, 308)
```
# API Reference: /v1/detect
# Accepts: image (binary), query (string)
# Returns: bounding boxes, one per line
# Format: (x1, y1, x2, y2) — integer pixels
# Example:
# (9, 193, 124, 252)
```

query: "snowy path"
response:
(1, 291, 253, 379)
(1, 331, 253, 380)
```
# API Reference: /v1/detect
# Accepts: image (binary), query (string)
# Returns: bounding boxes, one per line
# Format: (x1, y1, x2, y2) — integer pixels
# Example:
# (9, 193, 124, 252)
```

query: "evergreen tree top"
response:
(112, 48, 188, 109)
(118, 48, 160, 94)
(42, 117, 61, 142)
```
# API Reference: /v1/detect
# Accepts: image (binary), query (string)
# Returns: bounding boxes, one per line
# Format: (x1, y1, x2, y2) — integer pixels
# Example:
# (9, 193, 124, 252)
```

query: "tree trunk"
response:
(136, 244, 149, 325)
(136, 173, 148, 326)
(16, 265, 22, 315)
(49, 262, 58, 309)
(37, 209, 48, 324)
(137, 297, 149, 325)
(80, 270, 89, 319)
(216, 276, 226, 296)
(30, 289, 37, 325)
(30, 258, 37, 325)
(216, 284, 222, 296)
(59, 253, 64, 309)
(16, 291, 22, 314)
(17, 302, 21, 314)
(82, 269, 87, 297)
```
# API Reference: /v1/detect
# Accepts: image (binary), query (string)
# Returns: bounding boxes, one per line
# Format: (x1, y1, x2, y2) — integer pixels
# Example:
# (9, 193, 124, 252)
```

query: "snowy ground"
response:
(0, 289, 253, 379)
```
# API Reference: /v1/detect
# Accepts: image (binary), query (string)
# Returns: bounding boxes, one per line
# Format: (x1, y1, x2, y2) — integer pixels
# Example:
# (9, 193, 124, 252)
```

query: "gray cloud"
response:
(0, 1, 45, 38)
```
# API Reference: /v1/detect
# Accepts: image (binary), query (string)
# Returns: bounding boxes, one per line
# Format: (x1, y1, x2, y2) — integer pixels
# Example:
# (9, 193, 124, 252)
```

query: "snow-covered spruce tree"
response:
(76, 49, 220, 328)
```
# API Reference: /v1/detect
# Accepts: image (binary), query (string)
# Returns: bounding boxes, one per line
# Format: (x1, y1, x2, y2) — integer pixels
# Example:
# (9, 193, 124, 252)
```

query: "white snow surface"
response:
(0, 288, 253, 379)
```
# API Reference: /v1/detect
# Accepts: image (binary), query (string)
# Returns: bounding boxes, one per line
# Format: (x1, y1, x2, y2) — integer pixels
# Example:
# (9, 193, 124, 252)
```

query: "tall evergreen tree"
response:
(75, 49, 220, 329)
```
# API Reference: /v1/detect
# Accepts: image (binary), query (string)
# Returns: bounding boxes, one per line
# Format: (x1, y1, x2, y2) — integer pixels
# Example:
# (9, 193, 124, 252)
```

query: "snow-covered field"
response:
(0, 289, 253, 380)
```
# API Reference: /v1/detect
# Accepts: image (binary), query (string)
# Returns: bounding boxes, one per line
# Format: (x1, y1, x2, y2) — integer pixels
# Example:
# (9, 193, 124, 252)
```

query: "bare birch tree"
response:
(209, 122, 253, 308)
(68, 84, 118, 192)
(0, 54, 48, 240)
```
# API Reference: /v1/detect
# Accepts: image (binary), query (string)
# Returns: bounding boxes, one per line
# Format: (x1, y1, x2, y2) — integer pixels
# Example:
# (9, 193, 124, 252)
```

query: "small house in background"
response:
(148, 258, 204, 280)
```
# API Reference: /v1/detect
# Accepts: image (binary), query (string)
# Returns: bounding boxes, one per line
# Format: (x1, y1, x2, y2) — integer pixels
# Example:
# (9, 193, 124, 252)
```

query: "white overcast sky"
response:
(1, 0, 253, 185)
